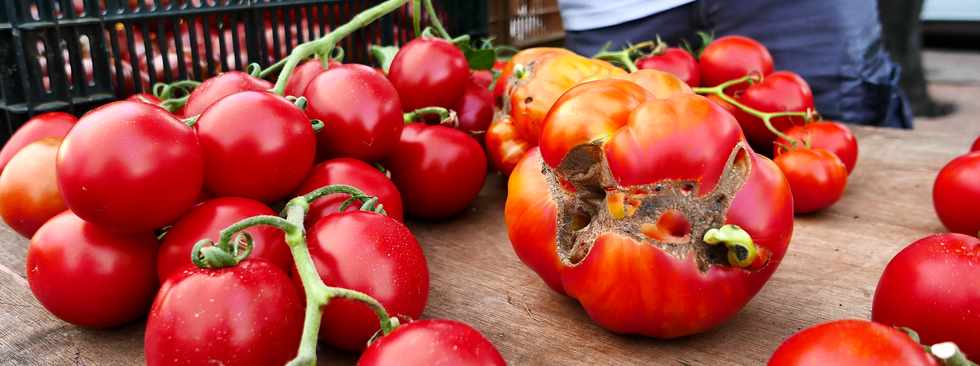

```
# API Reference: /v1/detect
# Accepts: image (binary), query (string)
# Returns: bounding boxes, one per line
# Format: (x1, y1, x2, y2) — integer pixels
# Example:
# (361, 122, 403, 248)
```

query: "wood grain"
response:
(0, 84, 977, 365)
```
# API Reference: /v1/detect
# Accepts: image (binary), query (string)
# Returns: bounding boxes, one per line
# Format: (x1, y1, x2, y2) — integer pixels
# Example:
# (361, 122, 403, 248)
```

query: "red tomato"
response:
(872, 233, 980, 360)
(774, 148, 848, 213)
(145, 260, 303, 366)
(699, 35, 774, 89)
(282, 58, 340, 97)
(972, 136, 979, 152)
(471, 70, 493, 90)
(636, 47, 700, 87)
(0, 138, 65, 238)
(304, 64, 404, 162)
(777, 121, 858, 174)
(195, 91, 315, 202)
(388, 38, 469, 111)
(57, 101, 203, 232)
(358, 319, 505, 366)
(303, 211, 429, 351)
(933, 152, 980, 235)
(768, 320, 937, 365)
(27, 211, 158, 328)
(386, 124, 488, 220)
(156, 197, 291, 281)
(454, 79, 495, 138)
(729, 71, 815, 153)
(127, 93, 163, 108)
(293, 158, 404, 224)
(182, 71, 272, 117)
(0, 112, 76, 174)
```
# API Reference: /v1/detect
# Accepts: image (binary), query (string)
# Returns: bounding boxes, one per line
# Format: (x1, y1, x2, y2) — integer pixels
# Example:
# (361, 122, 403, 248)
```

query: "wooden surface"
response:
(1, 84, 978, 365)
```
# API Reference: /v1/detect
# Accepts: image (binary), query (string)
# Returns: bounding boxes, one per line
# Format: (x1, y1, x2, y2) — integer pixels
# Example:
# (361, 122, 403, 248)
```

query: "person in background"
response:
(878, 0, 956, 117)
(557, 0, 913, 129)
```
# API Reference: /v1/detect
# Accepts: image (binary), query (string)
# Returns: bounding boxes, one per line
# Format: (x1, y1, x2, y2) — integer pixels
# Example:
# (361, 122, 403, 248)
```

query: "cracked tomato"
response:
(505, 70, 793, 337)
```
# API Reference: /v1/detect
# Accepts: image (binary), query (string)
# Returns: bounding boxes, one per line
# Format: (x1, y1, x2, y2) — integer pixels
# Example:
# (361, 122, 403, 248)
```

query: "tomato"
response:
(27, 211, 158, 328)
(386, 123, 487, 219)
(454, 79, 495, 138)
(156, 197, 291, 281)
(636, 47, 700, 87)
(388, 37, 469, 111)
(485, 114, 530, 175)
(971, 136, 980, 152)
(508, 71, 794, 337)
(471, 70, 493, 90)
(699, 35, 774, 90)
(872, 233, 980, 360)
(57, 101, 203, 232)
(303, 211, 428, 351)
(0, 138, 65, 238)
(358, 319, 505, 366)
(776, 121, 858, 174)
(933, 152, 980, 235)
(145, 260, 303, 366)
(304, 64, 404, 162)
(182, 71, 272, 117)
(0, 112, 76, 174)
(774, 148, 848, 214)
(293, 158, 404, 224)
(283, 58, 340, 97)
(768, 320, 937, 366)
(127, 93, 163, 107)
(195, 91, 315, 202)
(727, 71, 815, 153)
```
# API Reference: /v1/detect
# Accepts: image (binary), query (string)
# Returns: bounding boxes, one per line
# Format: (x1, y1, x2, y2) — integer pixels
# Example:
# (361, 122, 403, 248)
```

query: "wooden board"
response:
(1, 86, 978, 365)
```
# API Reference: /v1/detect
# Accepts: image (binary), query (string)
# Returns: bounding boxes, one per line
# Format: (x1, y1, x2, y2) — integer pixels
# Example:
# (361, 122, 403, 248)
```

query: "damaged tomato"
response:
(506, 70, 794, 337)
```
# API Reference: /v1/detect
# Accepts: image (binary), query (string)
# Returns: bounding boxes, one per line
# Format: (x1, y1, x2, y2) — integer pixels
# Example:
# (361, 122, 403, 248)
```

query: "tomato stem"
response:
(403, 106, 456, 126)
(592, 41, 657, 73)
(929, 342, 977, 366)
(692, 75, 811, 147)
(412, 0, 422, 37)
(422, 0, 451, 39)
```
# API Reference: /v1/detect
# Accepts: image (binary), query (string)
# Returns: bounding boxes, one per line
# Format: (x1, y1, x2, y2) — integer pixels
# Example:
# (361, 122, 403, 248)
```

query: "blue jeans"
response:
(565, 0, 913, 128)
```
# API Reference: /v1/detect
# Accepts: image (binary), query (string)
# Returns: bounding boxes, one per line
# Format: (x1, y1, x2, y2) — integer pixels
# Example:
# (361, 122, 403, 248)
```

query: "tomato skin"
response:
(156, 197, 291, 281)
(636, 47, 700, 87)
(933, 152, 980, 235)
(182, 71, 272, 117)
(386, 124, 488, 219)
(283, 58, 340, 97)
(699, 35, 774, 89)
(0, 112, 76, 174)
(196, 91, 315, 202)
(485, 114, 529, 175)
(303, 211, 428, 351)
(0, 138, 66, 238)
(126, 93, 163, 108)
(872, 233, 980, 360)
(357, 319, 505, 366)
(730, 71, 815, 153)
(774, 148, 847, 213)
(145, 260, 303, 366)
(971, 136, 979, 152)
(388, 38, 469, 111)
(304, 64, 404, 162)
(768, 320, 938, 366)
(57, 101, 203, 232)
(293, 158, 404, 224)
(454, 80, 495, 139)
(26, 211, 158, 328)
(504, 148, 563, 293)
(470, 70, 493, 90)
(777, 121, 858, 174)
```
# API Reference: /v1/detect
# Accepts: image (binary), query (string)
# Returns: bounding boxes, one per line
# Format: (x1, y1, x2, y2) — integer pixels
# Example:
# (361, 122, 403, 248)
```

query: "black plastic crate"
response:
(0, 0, 488, 141)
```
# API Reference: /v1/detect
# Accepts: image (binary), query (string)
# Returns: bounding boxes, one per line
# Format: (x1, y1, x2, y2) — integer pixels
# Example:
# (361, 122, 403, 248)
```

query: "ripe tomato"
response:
(454, 79, 495, 138)
(972, 136, 979, 152)
(636, 47, 700, 87)
(728, 71, 815, 153)
(774, 148, 848, 213)
(156, 197, 291, 281)
(303, 211, 428, 351)
(127, 93, 163, 108)
(358, 319, 505, 366)
(699, 35, 774, 89)
(388, 37, 469, 111)
(282, 58, 340, 97)
(471, 70, 493, 90)
(510, 72, 794, 338)
(777, 121, 858, 174)
(182, 71, 272, 117)
(872, 233, 980, 360)
(196, 91, 315, 202)
(933, 152, 980, 235)
(386, 123, 487, 219)
(0, 112, 76, 174)
(0, 138, 65, 238)
(145, 260, 303, 366)
(304, 64, 404, 162)
(57, 101, 203, 232)
(768, 320, 937, 365)
(27, 211, 158, 328)
(293, 158, 404, 224)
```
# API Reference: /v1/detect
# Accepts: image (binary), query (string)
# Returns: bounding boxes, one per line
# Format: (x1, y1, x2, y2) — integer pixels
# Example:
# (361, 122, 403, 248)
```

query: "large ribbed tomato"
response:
(505, 70, 794, 338)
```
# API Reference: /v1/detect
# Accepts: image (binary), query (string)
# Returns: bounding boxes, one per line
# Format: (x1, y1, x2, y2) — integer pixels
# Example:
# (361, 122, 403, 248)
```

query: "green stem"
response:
(592, 41, 657, 73)
(693, 75, 808, 145)
(259, 58, 289, 79)
(403, 106, 452, 124)
(930, 342, 978, 366)
(412, 0, 422, 37)
(422, 0, 450, 39)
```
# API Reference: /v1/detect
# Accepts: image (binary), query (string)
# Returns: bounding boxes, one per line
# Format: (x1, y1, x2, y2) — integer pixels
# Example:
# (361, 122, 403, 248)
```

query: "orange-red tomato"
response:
(774, 148, 848, 214)
(768, 320, 937, 366)
(933, 152, 980, 235)
(0, 138, 66, 238)
(777, 121, 858, 174)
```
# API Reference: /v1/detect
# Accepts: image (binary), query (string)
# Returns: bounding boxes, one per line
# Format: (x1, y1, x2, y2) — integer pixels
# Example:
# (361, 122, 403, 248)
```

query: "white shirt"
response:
(557, 0, 696, 31)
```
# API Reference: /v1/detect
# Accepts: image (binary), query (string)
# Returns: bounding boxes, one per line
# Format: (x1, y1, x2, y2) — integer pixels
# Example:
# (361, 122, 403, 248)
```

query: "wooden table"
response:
(0, 118, 975, 365)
